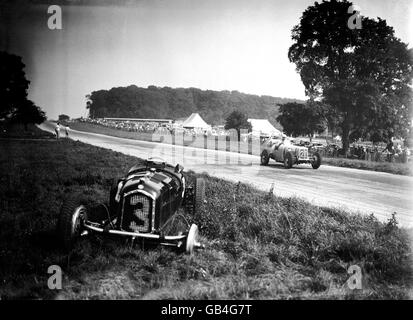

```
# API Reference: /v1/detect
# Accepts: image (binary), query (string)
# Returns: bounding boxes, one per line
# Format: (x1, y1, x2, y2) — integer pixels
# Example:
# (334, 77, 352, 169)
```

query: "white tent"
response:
(248, 119, 282, 137)
(182, 113, 210, 129)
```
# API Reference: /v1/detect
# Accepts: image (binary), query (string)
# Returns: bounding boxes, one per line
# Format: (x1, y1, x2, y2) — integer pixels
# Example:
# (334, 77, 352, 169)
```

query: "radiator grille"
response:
(122, 193, 151, 232)
(298, 149, 308, 159)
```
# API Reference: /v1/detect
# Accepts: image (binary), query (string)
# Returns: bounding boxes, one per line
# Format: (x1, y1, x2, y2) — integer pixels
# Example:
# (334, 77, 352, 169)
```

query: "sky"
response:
(1, 0, 412, 119)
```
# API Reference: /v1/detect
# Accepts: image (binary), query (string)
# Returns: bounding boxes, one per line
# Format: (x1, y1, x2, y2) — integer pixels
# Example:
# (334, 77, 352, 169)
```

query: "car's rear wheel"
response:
(57, 198, 88, 250)
(284, 152, 293, 169)
(260, 150, 270, 165)
(194, 178, 205, 213)
(311, 152, 322, 169)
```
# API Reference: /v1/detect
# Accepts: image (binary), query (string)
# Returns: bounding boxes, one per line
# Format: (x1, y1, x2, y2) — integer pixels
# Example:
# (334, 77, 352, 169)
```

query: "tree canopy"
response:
(288, 0, 413, 151)
(0, 51, 46, 128)
(277, 101, 327, 139)
(58, 114, 70, 121)
(11, 99, 46, 130)
(0, 52, 30, 119)
(224, 110, 252, 139)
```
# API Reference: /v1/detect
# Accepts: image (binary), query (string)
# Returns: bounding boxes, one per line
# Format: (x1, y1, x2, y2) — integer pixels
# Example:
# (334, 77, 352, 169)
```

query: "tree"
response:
(11, 99, 46, 130)
(0, 52, 47, 129)
(288, 0, 413, 152)
(58, 114, 70, 121)
(0, 51, 30, 119)
(224, 110, 252, 140)
(277, 101, 327, 140)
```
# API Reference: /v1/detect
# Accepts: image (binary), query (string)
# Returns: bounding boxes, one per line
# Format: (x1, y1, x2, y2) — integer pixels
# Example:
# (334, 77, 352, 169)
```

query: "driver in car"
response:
(273, 135, 287, 150)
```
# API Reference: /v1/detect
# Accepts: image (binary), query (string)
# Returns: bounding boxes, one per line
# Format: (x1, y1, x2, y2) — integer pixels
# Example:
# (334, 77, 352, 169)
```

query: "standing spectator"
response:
(395, 144, 402, 162)
(372, 145, 380, 162)
(55, 122, 61, 139)
(404, 148, 411, 163)
(383, 139, 395, 162)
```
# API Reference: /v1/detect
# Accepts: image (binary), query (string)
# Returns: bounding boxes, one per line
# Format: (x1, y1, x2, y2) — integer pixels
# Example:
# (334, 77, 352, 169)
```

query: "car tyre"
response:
(194, 178, 205, 213)
(185, 224, 200, 254)
(284, 152, 293, 169)
(109, 178, 122, 217)
(311, 152, 322, 169)
(260, 150, 270, 165)
(57, 198, 88, 250)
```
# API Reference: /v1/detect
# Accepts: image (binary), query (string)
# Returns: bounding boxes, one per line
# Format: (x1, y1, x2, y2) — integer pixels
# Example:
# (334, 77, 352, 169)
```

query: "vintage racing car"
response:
(260, 136, 322, 169)
(57, 158, 205, 254)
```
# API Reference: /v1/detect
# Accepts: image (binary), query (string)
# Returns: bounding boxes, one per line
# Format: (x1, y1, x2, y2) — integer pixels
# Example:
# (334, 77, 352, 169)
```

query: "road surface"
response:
(39, 122, 413, 227)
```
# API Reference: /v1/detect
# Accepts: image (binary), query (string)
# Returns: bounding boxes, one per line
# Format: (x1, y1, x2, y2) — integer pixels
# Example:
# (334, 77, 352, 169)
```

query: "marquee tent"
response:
(182, 113, 210, 129)
(247, 119, 282, 137)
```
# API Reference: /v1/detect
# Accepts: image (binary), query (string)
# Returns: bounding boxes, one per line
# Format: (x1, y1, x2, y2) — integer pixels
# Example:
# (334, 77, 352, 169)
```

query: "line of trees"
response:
(85, 85, 303, 127)
(284, 0, 413, 152)
(0, 52, 46, 129)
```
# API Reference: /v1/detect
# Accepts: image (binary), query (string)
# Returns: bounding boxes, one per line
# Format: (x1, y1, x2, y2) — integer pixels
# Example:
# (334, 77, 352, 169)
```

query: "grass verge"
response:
(0, 125, 411, 299)
(322, 157, 412, 176)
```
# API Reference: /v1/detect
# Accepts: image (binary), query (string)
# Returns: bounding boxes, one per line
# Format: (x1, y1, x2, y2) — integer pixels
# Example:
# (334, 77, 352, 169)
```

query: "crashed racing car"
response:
(260, 136, 322, 169)
(57, 158, 205, 254)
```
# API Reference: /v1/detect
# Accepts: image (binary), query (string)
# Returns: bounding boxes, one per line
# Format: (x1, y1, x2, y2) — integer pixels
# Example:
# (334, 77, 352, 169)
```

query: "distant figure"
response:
(65, 125, 69, 138)
(383, 139, 394, 162)
(55, 122, 61, 139)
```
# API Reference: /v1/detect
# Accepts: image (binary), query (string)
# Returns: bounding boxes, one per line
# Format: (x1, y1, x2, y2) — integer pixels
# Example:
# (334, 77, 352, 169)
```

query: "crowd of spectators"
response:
(78, 117, 230, 137)
(77, 118, 411, 163)
(79, 117, 174, 134)
(318, 141, 411, 163)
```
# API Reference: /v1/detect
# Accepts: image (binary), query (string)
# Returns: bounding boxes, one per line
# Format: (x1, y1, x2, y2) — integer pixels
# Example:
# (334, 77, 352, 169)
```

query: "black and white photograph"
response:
(0, 0, 412, 304)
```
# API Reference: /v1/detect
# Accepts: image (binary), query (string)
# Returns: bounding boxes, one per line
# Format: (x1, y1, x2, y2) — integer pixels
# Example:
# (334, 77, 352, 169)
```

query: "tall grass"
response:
(0, 126, 411, 299)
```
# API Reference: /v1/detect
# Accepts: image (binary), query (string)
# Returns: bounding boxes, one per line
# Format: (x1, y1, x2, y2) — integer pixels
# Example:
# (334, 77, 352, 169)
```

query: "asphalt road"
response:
(39, 122, 413, 227)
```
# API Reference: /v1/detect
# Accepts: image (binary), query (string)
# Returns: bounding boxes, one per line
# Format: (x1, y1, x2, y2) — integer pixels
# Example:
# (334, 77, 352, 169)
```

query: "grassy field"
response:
(0, 124, 412, 299)
(66, 121, 413, 176)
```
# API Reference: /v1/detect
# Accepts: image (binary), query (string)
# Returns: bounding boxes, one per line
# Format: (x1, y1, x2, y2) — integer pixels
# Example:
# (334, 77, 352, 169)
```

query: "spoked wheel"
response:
(160, 213, 190, 237)
(185, 224, 201, 254)
(57, 198, 88, 250)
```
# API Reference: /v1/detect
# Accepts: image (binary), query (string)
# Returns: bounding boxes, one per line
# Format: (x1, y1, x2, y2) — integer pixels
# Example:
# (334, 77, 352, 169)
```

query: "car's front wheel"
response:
(311, 152, 322, 169)
(260, 150, 270, 165)
(57, 198, 88, 250)
(185, 224, 201, 254)
(284, 152, 293, 169)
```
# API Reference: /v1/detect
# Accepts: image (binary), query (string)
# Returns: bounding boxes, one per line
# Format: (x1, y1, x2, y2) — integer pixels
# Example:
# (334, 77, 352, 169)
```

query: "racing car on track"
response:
(57, 158, 205, 254)
(260, 136, 322, 169)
